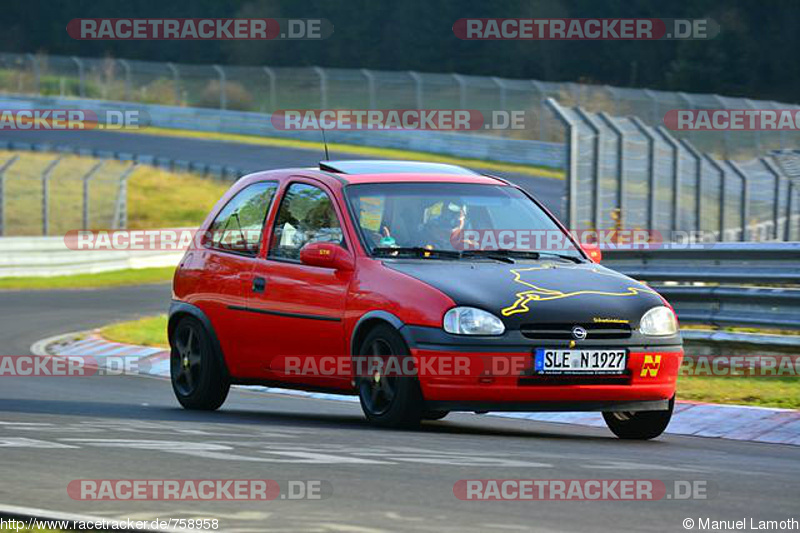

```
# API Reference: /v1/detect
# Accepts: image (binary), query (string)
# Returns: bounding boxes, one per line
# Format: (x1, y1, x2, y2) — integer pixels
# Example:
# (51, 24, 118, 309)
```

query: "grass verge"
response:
(128, 126, 565, 180)
(98, 314, 799, 410)
(0, 267, 175, 291)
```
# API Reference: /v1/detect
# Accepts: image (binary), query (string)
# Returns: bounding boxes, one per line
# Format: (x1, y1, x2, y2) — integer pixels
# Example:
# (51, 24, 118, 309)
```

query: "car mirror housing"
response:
(299, 242, 354, 271)
(581, 242, 602, 263)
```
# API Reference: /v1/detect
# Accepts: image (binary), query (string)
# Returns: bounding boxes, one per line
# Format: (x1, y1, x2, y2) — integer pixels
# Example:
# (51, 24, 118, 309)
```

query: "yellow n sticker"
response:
(640, 355, 661, 377)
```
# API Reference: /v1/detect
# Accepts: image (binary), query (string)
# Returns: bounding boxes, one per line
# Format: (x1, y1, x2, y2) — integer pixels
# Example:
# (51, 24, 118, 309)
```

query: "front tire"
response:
(170, 316, 230, 411)
(356, 324, 424, 429)
(602, 396, 675, 440)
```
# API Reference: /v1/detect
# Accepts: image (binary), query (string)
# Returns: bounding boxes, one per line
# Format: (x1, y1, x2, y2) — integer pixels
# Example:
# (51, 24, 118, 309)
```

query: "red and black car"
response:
(169, 160, 682, 439)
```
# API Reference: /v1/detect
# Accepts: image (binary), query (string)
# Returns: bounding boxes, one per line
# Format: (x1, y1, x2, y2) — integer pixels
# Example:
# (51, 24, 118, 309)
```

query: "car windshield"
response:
(345, 182, 582, 259)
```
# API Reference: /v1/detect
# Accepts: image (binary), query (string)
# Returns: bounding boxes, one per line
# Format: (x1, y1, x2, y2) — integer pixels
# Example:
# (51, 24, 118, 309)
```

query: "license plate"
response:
(534, 348, 628, 375)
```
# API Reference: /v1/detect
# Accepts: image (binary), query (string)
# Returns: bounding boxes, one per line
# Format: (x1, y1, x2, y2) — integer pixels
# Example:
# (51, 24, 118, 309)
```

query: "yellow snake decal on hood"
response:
(500, 263, 659, 317)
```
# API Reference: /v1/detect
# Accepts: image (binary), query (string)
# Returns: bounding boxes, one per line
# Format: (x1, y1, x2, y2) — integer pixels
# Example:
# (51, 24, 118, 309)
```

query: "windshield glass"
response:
(345, 182, 582, 258)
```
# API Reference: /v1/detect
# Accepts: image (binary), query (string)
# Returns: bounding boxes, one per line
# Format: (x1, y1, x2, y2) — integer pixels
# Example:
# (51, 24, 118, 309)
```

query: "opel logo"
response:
(572, 326, 588, 340)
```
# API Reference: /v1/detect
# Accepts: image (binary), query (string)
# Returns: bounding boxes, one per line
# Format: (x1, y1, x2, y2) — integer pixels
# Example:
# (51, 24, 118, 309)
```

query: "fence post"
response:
(788, 180, 796, 240)
(712, 94, 731, 157)
(360, 69, 376, 110)
(655, 126, 682, 233)
(532, 80, 548, 140)
(263, 67, 277, 111)
(761, 157, 786, 240)
(597, 112, 625, 228)
(41, 156, 64, 236)
(71, 56, 85, 98)
(629, 116, 657, 231)
(166, 62, 180, 105)
(491, 76, 507, 111)
(118, 59, 132, 101)
(703, 155, 727, 241)
(0, 155, 20, 237)
(545, 97, 578, 228)
(81, 161, 105, 230)
(27, 53, 40, 94)
(312, 66, 327, 109)
(643, 89, 659, 125)
(212, 65, 227, 110)
(574, 107, 602, 231)
(726, 160, 751, 242)
(604, 85, 620, 115)
(678, 138, 704, 234)
(452, 74, 467, 109)
(113, 164, 138, 230)
(408, 71, 423, 109)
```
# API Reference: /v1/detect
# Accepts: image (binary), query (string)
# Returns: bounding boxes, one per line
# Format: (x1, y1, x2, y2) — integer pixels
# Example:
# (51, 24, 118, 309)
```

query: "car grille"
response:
(517, 372, 632, 386)
(519, 322, 632, 340)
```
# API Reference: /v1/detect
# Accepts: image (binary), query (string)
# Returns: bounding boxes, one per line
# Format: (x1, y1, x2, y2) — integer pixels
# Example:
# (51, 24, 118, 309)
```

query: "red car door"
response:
(188, 180, 279, 378)
(243, 179, 353, 390)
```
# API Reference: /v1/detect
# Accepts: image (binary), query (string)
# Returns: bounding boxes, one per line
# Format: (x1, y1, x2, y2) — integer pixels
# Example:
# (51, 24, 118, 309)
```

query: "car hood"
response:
(383, 259, 665, 330)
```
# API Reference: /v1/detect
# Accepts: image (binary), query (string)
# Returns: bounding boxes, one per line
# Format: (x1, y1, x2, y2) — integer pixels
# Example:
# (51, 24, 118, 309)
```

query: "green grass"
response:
(0, 150, 230, 235)
(101, 315, 169, 347)
(98, 314, 800, 409)
(127, 126, 565, 180)
(0, 267, 175, 291)
(677, 375, 800, 410)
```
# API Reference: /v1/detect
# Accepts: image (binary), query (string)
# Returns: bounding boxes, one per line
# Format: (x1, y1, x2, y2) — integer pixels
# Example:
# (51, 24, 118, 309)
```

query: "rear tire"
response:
(356, 324, 424, 429)
(170, 316, 230, 411)
(602, 396, 674, 440)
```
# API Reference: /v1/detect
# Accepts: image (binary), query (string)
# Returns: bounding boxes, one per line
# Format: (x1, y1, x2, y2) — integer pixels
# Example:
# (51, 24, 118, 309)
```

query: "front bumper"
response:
(401, 325, 682, 411)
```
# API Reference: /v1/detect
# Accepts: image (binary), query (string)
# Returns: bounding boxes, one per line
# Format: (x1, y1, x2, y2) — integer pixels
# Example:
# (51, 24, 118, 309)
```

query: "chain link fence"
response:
(0, 151, 134, 236)
(1, 52, 799, 158)
(547, 98, 800, 242)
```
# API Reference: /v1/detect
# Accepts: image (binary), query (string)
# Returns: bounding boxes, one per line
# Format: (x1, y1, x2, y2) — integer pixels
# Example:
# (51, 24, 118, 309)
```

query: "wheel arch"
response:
(350, 310, 415, 355)
(168, 301, 229, 377)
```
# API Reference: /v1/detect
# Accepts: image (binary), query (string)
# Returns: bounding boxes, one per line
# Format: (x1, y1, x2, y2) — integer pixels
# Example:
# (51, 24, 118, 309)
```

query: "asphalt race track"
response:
(0, 129, 566, 217)
(0, 285, 799, 532)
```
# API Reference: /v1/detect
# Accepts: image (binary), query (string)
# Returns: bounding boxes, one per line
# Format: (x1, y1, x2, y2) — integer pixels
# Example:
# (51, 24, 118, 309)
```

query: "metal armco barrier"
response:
(603, 243, 800, 331)
(547, 98, 800, 241)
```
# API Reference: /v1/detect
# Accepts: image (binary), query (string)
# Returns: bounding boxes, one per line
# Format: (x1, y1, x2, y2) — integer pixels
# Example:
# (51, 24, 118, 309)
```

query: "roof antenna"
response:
(320, 127, 330, 161)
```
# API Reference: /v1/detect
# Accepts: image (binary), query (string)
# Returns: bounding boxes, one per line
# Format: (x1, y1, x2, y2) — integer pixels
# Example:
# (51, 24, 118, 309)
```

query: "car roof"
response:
(316, 160, 507, 186)
(319, 160, 480, 176)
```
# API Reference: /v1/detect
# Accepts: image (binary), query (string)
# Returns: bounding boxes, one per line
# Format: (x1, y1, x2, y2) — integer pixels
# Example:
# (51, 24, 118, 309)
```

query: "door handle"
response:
(252, 276, 267, 293)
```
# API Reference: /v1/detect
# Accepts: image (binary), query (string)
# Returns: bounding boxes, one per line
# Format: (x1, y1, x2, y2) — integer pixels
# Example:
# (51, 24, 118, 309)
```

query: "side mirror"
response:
(299, 242, 354, 271)
(581, 242, 602, 263)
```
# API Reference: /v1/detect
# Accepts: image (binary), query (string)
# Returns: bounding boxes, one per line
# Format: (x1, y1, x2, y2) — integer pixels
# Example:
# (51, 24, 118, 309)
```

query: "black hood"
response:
(384, 259, 665, 330)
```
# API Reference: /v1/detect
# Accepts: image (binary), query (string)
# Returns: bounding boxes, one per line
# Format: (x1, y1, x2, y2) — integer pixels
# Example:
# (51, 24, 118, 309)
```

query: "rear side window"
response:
(207, 182, 277, 255)
(269, 182, 345, 261)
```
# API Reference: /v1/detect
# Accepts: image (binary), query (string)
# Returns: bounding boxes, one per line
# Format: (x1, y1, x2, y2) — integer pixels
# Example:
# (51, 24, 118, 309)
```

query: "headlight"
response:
(443, 307, 505, 335)
(639, 306, 678, 336)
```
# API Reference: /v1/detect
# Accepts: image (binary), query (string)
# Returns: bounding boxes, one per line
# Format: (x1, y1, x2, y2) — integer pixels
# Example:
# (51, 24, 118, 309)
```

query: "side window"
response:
(207, 182, 277, 255)
(269, 183, 344, 261)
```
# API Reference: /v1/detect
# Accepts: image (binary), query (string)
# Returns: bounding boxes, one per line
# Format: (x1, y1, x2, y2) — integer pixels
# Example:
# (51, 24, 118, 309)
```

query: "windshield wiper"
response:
(372, 246, 461, 259)
(457, 249, 524, 264)
(535, 251, 585, 263)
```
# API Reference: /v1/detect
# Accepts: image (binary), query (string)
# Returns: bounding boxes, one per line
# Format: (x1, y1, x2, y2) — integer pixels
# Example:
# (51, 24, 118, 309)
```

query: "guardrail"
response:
(0, 94, 567, 170)
(0, 236, 182, 278)
(603, 243, 800, 332)
(1, 237, 798, 340)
